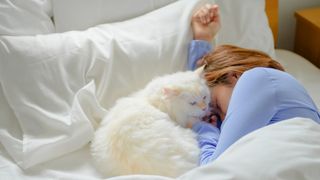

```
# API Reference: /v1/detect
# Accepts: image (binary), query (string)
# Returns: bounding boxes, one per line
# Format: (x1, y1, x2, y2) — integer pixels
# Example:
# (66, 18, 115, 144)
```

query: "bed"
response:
(0, 0, 319, 179)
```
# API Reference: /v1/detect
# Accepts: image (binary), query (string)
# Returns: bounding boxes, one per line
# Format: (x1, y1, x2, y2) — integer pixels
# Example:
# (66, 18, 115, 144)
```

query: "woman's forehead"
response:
(210, 85, 222, 96)
(210, 85, 227, 103)
(209, 88, 217, 103)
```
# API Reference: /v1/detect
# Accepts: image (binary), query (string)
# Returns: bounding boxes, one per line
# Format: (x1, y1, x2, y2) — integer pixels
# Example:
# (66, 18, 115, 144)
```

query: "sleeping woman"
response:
(189, 4, 320, 165)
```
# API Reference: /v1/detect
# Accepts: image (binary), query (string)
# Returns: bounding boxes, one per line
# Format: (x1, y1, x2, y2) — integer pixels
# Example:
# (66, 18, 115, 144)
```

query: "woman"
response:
(189, 4, 320, 165)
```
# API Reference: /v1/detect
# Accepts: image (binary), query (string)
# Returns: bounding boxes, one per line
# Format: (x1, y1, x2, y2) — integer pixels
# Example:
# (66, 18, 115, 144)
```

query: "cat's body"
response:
(90, 70, 210, 177)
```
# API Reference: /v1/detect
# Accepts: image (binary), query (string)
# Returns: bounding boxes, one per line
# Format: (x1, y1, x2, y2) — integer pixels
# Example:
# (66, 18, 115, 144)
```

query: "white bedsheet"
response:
(1, 49, 320, 179)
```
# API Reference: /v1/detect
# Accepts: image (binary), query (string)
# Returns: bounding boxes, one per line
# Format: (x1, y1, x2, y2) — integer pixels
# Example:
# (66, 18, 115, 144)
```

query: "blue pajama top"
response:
(188, 40, 320, 166)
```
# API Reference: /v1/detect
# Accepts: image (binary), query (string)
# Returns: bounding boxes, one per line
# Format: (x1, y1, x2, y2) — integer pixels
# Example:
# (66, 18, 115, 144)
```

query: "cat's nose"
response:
(198, 101, 207, 111)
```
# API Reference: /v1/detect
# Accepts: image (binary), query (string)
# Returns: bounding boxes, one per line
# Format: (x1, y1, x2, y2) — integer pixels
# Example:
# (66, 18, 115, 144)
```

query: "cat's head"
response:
(160, 70, 210, 127)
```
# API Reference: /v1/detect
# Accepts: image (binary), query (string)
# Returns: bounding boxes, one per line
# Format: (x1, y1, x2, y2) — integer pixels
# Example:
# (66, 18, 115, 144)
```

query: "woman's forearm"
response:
(192, 121, 220, 165)
(187, 40, 212, 70)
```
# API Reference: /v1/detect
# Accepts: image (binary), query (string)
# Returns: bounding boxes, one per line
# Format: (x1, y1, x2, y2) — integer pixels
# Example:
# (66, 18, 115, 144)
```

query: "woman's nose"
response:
(220, 113, 226, 121)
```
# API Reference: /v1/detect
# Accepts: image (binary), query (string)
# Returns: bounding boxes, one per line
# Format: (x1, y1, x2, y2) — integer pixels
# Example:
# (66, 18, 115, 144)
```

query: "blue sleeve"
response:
(192, 121, 220, 165)
(187, 40, 212, 70)
(197, 68, 278, 165)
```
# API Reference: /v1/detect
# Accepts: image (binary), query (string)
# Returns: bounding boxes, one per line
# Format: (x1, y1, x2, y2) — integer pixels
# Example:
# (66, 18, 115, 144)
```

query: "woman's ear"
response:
(227, 71, 240, 85)
(233, 72, 240, 79)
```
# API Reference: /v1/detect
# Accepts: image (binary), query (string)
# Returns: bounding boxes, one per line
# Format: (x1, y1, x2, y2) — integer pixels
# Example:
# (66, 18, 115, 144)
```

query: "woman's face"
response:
(210, 75, 238, 121)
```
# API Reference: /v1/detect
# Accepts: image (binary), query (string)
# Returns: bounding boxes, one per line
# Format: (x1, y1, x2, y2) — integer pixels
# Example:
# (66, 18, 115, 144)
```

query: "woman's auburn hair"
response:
(203, 45, 285, 87)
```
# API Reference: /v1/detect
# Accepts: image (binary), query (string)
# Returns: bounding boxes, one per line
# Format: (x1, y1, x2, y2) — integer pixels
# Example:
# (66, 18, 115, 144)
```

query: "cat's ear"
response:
(162, 86, 181, 99)
(194, 65, 205, 77)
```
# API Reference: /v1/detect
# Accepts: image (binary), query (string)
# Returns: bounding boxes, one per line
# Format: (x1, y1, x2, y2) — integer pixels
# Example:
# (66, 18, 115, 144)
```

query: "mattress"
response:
(0, 49, 319, 180)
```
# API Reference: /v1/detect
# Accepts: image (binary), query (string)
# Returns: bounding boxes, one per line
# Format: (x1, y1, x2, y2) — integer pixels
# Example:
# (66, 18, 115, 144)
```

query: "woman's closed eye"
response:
(215, 103, 221, 111)
(212, 101, 221, 114)
(214, 101, 227, 121)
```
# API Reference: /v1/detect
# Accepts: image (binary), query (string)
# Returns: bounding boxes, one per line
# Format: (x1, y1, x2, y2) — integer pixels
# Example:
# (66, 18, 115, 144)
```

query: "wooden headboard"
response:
(265, 0, 279, 46)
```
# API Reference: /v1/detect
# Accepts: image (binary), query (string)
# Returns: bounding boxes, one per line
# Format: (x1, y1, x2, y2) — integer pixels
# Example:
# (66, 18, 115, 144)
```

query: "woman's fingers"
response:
(196, 58, 205, 67)
(199, 11, 206, 24)
(199, 4, 220, 25)
(210, 4, 220, 23)
(191, 3, 220, 41)
(200, 9, 208, 24)
(210, 115, 218, 126)
(205, 4, 213, 22)
(192, 9, 205, 24)
(195, 4, 214, 25)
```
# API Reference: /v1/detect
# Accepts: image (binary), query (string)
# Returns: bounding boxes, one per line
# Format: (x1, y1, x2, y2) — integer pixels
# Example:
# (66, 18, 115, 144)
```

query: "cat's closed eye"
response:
(189, 101, 196, 106)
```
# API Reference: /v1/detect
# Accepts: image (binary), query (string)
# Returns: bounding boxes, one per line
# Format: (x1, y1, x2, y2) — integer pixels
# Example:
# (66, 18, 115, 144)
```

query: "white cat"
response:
(90, 69, 210, 177)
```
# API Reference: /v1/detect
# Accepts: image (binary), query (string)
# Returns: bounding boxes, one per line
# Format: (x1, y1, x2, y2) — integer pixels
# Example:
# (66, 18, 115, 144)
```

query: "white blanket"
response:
(179, 118, 320, 180)
(1, 117, 319, 179)
(107, 118, 320, 180)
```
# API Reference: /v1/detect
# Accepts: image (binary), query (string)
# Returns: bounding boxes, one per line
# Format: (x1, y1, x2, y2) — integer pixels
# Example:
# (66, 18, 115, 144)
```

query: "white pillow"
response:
(214, 0, 275, 57)
(0, 0, 202, 169)
(52, 0, 177, 32)
(52, 0, 275, 56)
(0, 0, 54, 35)
(0, 0, 54, 169)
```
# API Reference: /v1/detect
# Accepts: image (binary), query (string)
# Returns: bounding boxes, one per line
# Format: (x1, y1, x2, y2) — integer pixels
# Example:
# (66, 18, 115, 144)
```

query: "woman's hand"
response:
(191, 4, 221, 42)
(187, 106, 220, 129)
(186, 115, 219, 129)
(202, 114, 219, 127)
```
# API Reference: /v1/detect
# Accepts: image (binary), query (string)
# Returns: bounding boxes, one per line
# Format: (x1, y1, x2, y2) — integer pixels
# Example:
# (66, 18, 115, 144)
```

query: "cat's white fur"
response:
(90, 70, 210, 177)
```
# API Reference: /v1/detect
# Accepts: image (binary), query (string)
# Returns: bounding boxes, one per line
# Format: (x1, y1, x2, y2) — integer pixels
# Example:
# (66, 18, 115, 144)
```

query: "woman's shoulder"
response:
(244, 67, 284, 75)
(240, 67, 274, 83)
(242, 67, 292, 82)
(240, 67, 302, 97)
(233, 67, 278, 102)
(238, 67, 297, 94)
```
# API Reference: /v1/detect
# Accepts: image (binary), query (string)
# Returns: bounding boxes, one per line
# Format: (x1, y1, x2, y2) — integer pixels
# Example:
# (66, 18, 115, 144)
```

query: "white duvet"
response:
(1, 117, 319, 179)
(108, 117, 320, 180)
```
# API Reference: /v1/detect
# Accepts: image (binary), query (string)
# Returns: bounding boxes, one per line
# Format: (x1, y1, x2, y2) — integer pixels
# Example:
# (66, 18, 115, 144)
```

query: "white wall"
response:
(278, 0, 320, 50)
